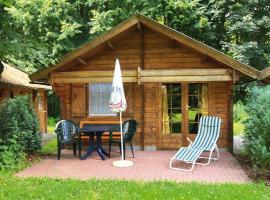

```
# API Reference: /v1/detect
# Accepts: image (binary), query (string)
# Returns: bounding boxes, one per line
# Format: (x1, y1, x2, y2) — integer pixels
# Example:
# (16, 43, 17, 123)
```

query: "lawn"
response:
(38, 137, 57, 155)
(0, 175, 269, 200)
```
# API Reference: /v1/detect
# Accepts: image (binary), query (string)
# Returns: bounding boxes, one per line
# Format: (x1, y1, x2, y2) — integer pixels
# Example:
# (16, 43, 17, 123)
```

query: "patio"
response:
(17, 150, 249, 183)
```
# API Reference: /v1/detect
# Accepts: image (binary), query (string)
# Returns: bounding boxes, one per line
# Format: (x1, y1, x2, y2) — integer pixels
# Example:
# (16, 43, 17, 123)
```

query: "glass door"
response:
(159, 83, 208, 149)
(187, 83, 208, 136)
(161, 83, 182, 135)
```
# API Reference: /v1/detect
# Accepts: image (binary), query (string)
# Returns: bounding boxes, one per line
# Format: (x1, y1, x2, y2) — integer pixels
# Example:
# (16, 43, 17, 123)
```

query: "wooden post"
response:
(44, 90, 48, 133)
(182, 83, 188, 147)
(228, 83, 234, 153)
(140, 24, 145, 151)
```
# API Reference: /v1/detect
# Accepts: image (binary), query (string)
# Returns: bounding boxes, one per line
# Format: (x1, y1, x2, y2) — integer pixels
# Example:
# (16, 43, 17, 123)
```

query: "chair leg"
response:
(197, 146, 219, 165)
(123, 143, 126, 160)
(197, 149, 215, 166)
(130, 142, 134, 158)
(73, 143, 76, 156)
(109, 141, 111, 158)
(215, 146, 220, 160)
(169, 158, 195, 172)
(78, 140, 81, 159)
(57, 141, 61, 160)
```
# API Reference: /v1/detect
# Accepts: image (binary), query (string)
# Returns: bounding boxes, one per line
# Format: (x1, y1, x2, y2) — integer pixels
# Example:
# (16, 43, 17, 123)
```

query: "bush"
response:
(233, 101, 248, 122)
(47, 117, 59, 133)
(0, 96, 41, 170)
(244, 85, 270, 173)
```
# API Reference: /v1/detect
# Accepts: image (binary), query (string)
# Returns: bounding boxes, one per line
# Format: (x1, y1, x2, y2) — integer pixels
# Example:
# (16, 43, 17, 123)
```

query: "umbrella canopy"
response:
(109, 59, 133, 167)
(109, 59, 127, 112)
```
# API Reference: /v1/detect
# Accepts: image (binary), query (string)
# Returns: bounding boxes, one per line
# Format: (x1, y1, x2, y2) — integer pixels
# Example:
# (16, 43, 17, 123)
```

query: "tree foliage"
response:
(0, 0, 269, 72)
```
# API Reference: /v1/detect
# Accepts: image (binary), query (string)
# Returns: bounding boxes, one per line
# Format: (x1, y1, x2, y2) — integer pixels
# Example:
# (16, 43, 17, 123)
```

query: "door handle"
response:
(185, 105, 190, 111)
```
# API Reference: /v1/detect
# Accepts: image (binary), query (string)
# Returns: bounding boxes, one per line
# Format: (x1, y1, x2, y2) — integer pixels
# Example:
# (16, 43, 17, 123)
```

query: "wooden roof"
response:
(0, 61, 51, 90)
(30, 14, 260, 82)
(259, 66, 270, 82)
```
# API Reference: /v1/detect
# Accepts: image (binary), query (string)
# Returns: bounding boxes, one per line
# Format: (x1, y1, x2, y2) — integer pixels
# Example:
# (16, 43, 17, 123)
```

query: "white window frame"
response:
(88, 83, 117, 117)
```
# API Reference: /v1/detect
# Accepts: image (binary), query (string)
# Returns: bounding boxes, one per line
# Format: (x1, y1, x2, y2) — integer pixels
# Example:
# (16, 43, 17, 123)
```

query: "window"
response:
(88, 83, 116, 116)
(162, 83, 182, 134)
(38, 93, 43, 111)
(188, 83, 208, 134)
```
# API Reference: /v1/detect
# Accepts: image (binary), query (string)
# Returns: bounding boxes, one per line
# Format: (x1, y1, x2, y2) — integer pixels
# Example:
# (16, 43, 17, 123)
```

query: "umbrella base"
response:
(112, 160, 133, 167)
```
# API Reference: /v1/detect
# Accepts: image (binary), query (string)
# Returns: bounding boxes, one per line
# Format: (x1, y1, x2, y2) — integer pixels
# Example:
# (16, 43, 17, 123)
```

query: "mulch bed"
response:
(235, 154, 270, 186)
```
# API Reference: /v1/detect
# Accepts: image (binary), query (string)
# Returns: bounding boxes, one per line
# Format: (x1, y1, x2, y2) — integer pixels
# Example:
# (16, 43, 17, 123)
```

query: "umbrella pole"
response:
(120, 111, 124, 160)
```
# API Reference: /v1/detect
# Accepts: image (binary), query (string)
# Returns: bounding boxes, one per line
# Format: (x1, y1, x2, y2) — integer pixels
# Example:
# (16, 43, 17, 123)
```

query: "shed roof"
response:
(0, 61, 51, 90)
(30, 14, 260, 82)
(259, 66, 270, 82)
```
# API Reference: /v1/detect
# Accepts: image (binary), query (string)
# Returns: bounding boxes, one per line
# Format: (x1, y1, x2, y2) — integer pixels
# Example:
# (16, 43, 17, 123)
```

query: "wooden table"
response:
(80, 123, 120, 160)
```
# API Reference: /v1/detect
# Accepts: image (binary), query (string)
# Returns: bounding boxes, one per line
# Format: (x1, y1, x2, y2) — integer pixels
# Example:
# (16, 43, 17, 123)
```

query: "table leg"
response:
(81, 135, 94, 160)
(96, 133, 109, 160)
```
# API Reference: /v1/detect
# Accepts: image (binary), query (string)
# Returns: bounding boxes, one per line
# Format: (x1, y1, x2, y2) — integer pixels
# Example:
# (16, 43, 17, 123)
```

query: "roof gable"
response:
(30, 14, 260, 81)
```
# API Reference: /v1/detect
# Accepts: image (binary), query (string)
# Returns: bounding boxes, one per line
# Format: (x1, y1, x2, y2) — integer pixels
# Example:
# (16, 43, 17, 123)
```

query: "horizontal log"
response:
(52, 69, 232, 83)
(53, 77, 137, 83)
(140, 75, 232, 82)
(141, 69, 231, 76)
(53, 70, 137, 78)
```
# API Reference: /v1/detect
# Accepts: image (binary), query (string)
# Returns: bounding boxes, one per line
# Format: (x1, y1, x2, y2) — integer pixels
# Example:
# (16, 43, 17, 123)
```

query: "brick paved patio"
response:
(16, 150, 250, 183)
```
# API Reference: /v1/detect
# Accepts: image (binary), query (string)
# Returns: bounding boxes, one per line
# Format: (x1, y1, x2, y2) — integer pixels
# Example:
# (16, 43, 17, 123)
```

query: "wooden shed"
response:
(0, 61, 51, 133)
(30, 14, 261, 151)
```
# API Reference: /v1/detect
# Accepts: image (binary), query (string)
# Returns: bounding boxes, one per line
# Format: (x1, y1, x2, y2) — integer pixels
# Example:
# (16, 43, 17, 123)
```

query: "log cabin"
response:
(30, 14, 261, 151)
(0, 61, 51, 133)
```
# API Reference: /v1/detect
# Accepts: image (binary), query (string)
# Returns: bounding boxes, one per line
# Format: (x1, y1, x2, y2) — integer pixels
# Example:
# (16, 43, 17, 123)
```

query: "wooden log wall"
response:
(52, 27, 233, 149)
(209, 82, 232, 148)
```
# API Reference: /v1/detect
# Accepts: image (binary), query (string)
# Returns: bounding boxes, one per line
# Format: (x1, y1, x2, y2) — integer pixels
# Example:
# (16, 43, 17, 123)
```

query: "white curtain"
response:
(89, 83, 116, 116)
(162, 85, 170, 134)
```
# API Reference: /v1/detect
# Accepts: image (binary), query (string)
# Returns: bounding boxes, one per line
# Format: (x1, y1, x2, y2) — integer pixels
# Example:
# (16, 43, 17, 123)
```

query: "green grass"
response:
(234, 121, 245, 136)
(38, 137, 57, 155)
(171, 110, 197, 122)
(0, 175, 269, 200)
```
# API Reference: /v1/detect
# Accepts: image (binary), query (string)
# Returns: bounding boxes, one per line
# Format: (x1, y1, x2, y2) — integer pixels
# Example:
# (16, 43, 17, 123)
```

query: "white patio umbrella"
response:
(109, 58, 133, 167)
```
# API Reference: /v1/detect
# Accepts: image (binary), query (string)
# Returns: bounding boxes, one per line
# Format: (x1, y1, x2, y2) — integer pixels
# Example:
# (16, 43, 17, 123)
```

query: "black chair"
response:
(55, 120, 81, 160)
(109, 119, 137, 159)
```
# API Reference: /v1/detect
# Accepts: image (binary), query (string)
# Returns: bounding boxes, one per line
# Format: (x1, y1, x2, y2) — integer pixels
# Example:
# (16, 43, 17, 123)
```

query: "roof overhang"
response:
(0, 61, 51, 90)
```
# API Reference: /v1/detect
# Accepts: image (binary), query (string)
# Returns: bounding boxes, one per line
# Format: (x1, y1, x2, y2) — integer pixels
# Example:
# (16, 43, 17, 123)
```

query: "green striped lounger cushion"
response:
(174, 147, 203, 163)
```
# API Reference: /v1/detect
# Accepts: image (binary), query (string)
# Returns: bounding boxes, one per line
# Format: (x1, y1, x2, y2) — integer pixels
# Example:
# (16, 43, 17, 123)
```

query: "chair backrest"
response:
(191, 116, 221, 151)
(55, 120, 78, 141)
(122, 120, 137, 142)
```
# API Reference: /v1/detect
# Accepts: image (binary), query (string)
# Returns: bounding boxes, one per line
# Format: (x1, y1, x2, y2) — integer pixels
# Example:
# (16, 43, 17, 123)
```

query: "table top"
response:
(80, 123, 120, 133)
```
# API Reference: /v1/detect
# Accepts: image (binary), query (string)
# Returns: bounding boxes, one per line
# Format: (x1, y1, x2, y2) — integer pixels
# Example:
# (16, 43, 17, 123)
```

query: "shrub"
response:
(233, 101, 248, 122)
(244, 85, 270, 173)
(0, 96, 41, 170)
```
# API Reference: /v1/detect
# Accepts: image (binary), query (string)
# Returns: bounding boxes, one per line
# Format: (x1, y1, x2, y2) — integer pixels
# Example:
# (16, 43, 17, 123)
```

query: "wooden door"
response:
(157, 83, 209, 149)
